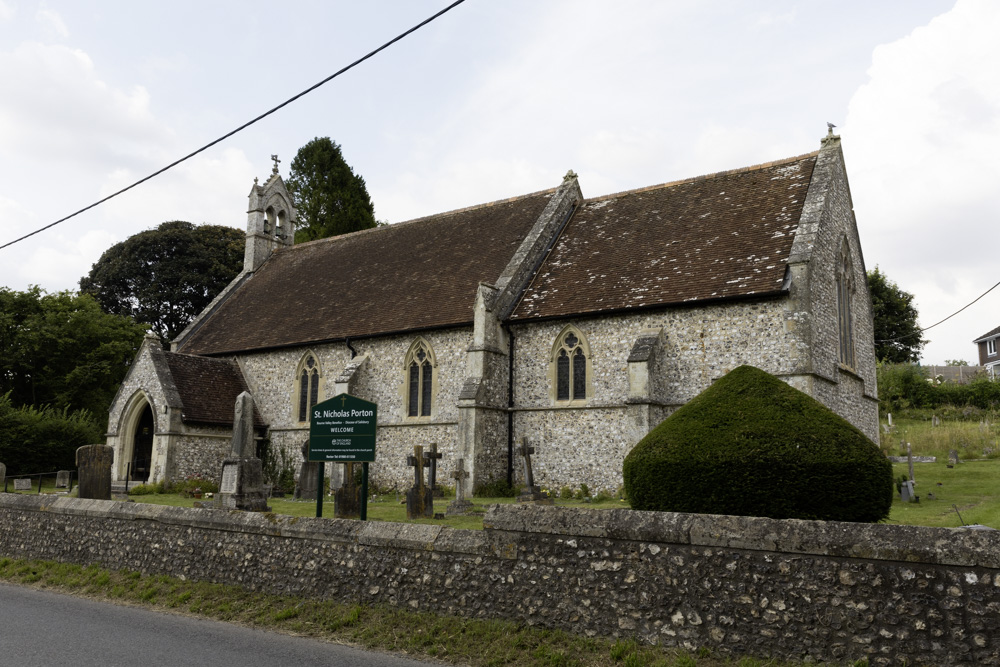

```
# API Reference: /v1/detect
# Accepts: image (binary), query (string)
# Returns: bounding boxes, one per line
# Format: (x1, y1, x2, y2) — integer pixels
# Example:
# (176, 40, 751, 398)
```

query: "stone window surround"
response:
(294, 351, 322, 423)
(836, 237, 856, 371)
(548, 324, 593, 406)
(402, 337, 438, 420)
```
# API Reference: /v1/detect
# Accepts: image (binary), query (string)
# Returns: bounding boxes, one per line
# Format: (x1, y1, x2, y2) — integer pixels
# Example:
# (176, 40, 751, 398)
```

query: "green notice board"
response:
(308, 393, 377, 463)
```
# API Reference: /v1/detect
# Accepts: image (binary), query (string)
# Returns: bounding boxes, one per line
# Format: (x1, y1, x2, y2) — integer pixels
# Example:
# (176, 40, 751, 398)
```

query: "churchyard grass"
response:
(0, 556, 815, 667)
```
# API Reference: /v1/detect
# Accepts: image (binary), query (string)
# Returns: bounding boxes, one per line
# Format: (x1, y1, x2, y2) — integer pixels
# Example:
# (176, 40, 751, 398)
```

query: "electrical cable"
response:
(875, 277, 1000, 343)
(0, 0, 468, 252)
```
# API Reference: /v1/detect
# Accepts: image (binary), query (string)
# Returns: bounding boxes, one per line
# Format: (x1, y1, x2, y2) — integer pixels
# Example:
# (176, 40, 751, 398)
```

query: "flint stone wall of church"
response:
(237, 328, 472, 490)
(509, 291, 879, 491)
(170, 429, 232, 483)
(105, 344, 169, 480)
(2, 495, 998, 667)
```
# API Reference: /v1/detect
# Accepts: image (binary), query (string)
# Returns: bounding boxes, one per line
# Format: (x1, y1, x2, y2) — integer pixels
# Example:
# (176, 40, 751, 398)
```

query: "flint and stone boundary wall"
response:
(1, 495, 998, 666)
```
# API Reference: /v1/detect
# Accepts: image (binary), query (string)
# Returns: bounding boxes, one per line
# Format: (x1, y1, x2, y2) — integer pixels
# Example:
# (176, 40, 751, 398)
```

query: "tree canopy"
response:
(867, 266, 927, 363)
(0, 286, 147, 418)
(80, 221, 245, 341)
(287, 137, 377, 243)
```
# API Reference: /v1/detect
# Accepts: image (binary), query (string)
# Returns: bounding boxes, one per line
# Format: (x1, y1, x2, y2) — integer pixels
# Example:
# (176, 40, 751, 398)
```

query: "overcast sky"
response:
(0, 0, 995, 365)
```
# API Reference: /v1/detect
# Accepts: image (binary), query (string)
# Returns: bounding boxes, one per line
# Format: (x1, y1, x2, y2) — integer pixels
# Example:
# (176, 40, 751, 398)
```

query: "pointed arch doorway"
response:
(131, 404, 154, 483)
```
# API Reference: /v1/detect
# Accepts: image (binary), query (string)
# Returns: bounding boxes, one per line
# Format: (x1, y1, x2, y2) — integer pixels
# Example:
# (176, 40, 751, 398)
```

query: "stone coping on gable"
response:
(3, 494, 997, 570)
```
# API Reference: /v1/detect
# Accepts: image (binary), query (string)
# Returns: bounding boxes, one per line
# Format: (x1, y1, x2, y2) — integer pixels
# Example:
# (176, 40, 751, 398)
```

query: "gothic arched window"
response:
(836, 239, 856, 369)
(296, 354, 321, 422)
(405, 339, 435, 417)
(551, 327, 590, 403)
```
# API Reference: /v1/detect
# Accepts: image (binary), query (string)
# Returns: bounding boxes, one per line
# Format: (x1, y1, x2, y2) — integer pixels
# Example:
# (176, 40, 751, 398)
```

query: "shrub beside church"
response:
(623, 365, 893, 522)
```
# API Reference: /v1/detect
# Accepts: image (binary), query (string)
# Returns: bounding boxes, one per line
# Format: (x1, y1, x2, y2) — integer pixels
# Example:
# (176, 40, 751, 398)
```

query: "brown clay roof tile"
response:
(164, 353, 265, 426)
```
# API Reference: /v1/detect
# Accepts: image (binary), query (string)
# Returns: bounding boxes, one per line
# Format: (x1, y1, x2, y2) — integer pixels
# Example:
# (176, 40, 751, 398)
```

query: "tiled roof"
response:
(509, 153, 818, 320)
(973, 326, 1000, 343)
(163, 353, 265, 426)
(179, 190, 556, 355)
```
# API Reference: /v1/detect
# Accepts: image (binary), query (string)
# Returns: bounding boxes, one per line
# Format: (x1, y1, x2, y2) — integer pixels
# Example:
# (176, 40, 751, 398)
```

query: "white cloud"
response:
(0, 0, 15, 22)
(35, 5, 67, 38)
(845, 0, 1000, 363)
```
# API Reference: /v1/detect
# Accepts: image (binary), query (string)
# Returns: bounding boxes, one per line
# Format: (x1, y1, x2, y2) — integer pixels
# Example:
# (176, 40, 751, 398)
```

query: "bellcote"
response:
(244, 157, 298, 273)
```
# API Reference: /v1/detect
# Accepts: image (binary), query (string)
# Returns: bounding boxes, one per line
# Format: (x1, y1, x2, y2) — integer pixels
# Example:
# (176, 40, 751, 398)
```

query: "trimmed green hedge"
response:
(0, 392, 102, 474)
(623, 365, 892, 522)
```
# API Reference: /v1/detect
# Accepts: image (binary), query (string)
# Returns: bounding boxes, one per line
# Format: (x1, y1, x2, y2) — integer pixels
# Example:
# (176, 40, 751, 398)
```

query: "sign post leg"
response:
(361, 462, 369, 521)
(316, 461, 324, 518)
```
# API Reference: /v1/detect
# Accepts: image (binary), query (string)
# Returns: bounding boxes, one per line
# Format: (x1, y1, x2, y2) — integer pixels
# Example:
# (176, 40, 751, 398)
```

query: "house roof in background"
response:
(973, 325, 1000, 343)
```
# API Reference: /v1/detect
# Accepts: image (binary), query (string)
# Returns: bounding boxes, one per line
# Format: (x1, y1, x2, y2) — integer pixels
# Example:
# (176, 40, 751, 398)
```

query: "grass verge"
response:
(0, 557, 816, 667)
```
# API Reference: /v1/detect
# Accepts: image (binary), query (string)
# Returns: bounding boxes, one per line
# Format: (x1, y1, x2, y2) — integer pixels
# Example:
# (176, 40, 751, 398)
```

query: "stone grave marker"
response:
(216, 392, 270, 512)
(426, 442, 444, 498)
(294, 440, 321, 501)
(949, 449, 960, 466)
(0, 462, 6, 491)
(55, 470, 72, 489)
(906, 443, 915, 482)
(446, 458, 473, 515)
(14, 478, 32, 491)
(406, 445, 433, 519)
(887, 413, 893, 427)
(335, 462, 361, 519)
(76, 444, 114, 500)
(516, 439, 551, 504)
(932, 414, 941, 427)
(900, 480, 916, 503)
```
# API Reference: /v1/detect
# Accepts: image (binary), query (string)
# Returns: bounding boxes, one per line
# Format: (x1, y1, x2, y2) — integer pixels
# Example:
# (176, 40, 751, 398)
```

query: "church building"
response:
(105, 130, 879, 493)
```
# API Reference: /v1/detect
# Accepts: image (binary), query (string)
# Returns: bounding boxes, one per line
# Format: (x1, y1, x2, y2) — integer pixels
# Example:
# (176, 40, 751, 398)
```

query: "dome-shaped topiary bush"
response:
(622, 365, 892, 522)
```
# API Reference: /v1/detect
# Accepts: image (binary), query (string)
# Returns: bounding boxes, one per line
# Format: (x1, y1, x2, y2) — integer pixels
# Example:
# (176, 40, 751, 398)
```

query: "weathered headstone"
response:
(426, 442, 444, 498)
(55, 470, 72, 489)
(334, 462, 361, 518)
(516, 439, 551, 504)
(932, 415, 941, 427)
(14, 478, 32, 491)
(446, 458, 473, 515)
(76, 444, 114, 500)
(906, 443, 915, 482)
(216, 392, 270, 512)
(900, 480, 916, 503)
(294, 440, 321, 501)
(949, 449, 960, 466)
(406, 445, 433, 519)
(0, 462, 6, 492)
(887, 413, 893, 427)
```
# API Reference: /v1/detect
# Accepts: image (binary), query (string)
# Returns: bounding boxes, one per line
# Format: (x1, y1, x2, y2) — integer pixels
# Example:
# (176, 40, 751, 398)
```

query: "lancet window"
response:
(836, 239, 856, 369)
(405, 339, 435, 417)
(297, 354, 321, 422)
(552, 327, 590, 402)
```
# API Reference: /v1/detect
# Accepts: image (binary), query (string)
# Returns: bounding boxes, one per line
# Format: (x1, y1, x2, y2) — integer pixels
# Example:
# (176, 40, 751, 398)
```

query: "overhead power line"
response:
(875, 277, 1000, 343)
(0, 0, 468, 252)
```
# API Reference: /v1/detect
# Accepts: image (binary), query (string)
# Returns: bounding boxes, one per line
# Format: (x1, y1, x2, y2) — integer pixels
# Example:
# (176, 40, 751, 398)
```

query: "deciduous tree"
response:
(287, 137, 377, 243)
(80, 221, 244, 341)
(867, 266, 927, 363)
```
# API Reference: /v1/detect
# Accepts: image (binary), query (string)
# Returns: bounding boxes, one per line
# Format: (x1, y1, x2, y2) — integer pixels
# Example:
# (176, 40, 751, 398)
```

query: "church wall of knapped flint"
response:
(236, 327, 473, 490)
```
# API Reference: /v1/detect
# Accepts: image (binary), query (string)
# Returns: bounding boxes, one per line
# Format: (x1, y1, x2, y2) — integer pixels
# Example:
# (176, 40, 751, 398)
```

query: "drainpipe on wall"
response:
(505, 323, 515, 486)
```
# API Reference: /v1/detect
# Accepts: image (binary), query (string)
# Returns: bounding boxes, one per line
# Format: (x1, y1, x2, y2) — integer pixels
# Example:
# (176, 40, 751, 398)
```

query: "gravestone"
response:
(887, 413, 893, 427)
(76, 444, 113, 500)
(906, 443, 915, 482)
(406, 445, 433, 519)
(932, 415, 941, 427)
(900, 480, 917, 503)
(516, 439, 550, 503)
(334, 462, 361, 518)
(216, 392, 270, 512)
(949, 449, 960, 466)
(55, 470, 72, 489)
(294, 440, 321, 501)
(14, 478, 32, 491)
(446, 458, 473, 515)
(425, 442, 444, 498)
(0, 462, 6, 492)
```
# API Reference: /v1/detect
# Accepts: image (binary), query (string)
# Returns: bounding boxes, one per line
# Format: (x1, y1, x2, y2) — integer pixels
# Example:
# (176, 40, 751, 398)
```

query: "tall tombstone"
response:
(425, 442, 444, 498)
(516, 438, 548, 503)
(216, 392, 270, 512)
(76, 445, 114, 500)
(446, 458, 473, 516)
(335, 462, 361, 519)
(0, 462, 6, 492)
(406, 445, 433, 519)
(294, 440, 321, 501)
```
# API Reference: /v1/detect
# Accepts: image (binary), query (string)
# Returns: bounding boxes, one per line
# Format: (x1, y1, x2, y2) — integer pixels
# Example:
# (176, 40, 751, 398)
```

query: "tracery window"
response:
(552, 327, 589, 402)
(405, 339, 435, 417)
(297, 354, 321, 422)
(836, 239, 856, 369)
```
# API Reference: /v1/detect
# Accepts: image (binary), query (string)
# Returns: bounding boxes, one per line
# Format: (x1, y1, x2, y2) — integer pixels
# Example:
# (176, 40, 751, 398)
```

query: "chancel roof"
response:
(509, 153, 818, 321)
(179, 190, 556, 355)
(164, 352, 265, 426)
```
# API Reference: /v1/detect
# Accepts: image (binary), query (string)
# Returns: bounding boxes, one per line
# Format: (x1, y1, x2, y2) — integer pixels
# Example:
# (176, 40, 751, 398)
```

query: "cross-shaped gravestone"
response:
(517, 439, 536, 489)
(425, 442, 443, 497)
(406, 445, 433, 519)
(271, 154, 281, 174)
(446, 458, 473, 516)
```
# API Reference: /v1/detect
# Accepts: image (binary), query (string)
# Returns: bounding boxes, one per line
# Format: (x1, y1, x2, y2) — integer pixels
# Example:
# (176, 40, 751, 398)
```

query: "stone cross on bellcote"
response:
(271, 154, 281, 175)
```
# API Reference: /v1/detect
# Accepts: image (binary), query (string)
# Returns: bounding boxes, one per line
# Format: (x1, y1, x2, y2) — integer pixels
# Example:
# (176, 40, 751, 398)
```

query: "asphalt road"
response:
(0, 583, 437, 667)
